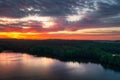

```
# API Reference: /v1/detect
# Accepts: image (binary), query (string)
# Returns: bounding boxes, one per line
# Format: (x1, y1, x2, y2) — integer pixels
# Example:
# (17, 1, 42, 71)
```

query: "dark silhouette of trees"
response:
(0, 39, 120, 71)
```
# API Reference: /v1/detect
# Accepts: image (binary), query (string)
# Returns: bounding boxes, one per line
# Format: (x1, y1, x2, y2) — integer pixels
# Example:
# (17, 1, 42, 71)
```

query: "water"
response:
(0, 52, 120, 80)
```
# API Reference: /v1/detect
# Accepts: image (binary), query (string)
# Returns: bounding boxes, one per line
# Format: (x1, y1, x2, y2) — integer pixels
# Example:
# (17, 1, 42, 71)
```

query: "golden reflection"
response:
(0, 52, 57, 76)
(0, 52, 55, 68)
(0, 53, 21, 61)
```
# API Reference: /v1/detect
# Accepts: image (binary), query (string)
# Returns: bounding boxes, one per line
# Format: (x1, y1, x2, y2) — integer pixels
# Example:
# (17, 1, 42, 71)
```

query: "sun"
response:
(6, 32, 25, 39)
(0, 32, 26, 39)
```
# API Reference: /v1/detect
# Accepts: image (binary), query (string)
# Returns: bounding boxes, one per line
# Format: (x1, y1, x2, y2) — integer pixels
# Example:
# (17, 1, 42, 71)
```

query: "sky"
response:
(0, 0, 120, 40)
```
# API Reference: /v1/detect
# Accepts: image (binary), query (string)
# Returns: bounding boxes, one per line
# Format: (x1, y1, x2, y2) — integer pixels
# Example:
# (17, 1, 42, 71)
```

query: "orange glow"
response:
(0, 32, 119, 40)
(0, 16, 120, 40)
(0, 32, 41, 39)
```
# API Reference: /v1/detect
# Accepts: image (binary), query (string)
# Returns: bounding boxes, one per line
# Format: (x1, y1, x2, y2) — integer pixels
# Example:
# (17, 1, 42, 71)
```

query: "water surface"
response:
(0, 52, 120, 80)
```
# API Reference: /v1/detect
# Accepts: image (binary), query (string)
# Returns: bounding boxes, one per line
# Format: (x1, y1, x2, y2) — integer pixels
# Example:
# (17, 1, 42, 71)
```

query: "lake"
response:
(0, 52, 120, 80)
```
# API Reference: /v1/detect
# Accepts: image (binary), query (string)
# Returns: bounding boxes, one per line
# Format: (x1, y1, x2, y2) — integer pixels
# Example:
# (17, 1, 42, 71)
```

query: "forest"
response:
(0, 39, 120, 71)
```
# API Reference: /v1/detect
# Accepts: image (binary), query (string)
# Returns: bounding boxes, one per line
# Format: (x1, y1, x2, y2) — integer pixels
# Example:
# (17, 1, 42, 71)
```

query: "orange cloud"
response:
(0, 16, 120, 40)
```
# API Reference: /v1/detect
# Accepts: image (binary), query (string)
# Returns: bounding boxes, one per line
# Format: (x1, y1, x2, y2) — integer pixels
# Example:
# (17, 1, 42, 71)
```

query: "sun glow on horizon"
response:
(0, 32, 42, 39)
(0, 28, 119, 40)
(0, 15, 120, 40)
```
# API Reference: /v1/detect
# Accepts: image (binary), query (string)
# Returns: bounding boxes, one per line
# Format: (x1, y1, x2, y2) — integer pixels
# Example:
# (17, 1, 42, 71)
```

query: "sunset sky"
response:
(0, 0, 120, 40)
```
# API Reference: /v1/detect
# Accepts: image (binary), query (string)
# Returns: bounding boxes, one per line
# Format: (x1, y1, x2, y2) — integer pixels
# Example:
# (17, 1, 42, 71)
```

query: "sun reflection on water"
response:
(0, 52, 54, 66)
(0, 52, 119, 80)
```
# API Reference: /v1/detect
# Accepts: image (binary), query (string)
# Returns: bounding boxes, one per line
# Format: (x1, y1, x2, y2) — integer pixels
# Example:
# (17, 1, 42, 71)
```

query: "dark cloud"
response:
(0, 0, 120, 30)
(0, 0, 77, 17)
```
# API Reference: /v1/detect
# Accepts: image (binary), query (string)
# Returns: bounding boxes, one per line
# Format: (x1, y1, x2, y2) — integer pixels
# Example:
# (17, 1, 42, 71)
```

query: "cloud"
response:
(48, 27, 120, 36)
(0, 0, 76, 17)
(0, 0, 120, 40)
